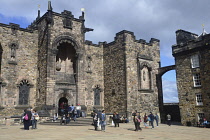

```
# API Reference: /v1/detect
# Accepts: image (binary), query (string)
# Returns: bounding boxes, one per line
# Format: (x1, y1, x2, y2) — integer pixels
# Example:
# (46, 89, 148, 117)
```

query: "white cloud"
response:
(162, 79, 178, 103)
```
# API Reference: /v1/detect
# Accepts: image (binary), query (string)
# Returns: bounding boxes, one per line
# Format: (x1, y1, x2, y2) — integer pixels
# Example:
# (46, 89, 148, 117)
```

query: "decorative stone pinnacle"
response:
(81, 8, 85, 18)
(37, 4, 41, 19)
(48, 1, 53, 11)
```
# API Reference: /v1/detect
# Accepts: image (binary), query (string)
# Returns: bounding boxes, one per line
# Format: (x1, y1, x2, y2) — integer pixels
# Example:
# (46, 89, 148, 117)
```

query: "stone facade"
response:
(172, 29, 210, 125)
(103, 31, 160, 117)
(0, 2, 160, 118)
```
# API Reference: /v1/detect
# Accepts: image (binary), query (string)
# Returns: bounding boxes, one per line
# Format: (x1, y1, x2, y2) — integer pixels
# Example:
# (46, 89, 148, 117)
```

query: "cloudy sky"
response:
(1, 0, 210, 103)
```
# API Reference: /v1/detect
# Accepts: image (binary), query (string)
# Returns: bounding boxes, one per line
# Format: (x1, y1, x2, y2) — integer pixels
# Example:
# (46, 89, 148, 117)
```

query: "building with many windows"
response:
(172, 29, 210, 125)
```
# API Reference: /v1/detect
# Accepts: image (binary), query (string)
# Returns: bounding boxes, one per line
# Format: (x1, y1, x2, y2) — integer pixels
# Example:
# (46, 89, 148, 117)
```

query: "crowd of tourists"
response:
(91, 109, 160, 132)
(22, 108, 39, 130)
(58, 103, 82, 125)
(21, 105, 173, 132)
(131, 111, 160, 131)
(21, 106, 210, 132)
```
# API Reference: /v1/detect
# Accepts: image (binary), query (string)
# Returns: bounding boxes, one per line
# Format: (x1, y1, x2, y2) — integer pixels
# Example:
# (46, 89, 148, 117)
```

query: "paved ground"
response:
(0, 118, 209, 140)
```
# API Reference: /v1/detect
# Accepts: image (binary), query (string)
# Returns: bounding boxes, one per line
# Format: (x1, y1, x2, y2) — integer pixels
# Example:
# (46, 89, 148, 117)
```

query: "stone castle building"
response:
(0, 2, 160, 118)
(172, 29, 210, 125)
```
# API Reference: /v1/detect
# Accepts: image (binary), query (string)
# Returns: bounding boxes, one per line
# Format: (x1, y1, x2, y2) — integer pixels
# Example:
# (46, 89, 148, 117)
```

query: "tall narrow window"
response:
(196, 93, 203, 106)
(94, 85, 101, 106)
(191, 54, 199, 68)
(19, 80, 30, 105)
(193, 73, 201, 87)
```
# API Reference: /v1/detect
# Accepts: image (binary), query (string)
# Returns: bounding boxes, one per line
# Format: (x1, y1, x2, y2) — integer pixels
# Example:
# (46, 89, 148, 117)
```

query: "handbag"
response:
(112, 120, 115, 126)
(97, 118, 101, 130)
(35, 116, 39, 120)
(136, 118, 141, 123)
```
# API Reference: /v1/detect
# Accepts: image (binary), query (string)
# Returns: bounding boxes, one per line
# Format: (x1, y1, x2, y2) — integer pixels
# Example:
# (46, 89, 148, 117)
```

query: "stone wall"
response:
(84, 42, 104, 112)
(36, 16, 48, 107)
(104, 32, 127, 114)
(0, 23, 38, 116)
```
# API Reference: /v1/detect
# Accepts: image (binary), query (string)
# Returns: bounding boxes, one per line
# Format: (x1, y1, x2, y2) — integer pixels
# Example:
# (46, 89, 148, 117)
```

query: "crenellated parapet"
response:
(105, 30, 159, 47)
(0, 23, 34, 33)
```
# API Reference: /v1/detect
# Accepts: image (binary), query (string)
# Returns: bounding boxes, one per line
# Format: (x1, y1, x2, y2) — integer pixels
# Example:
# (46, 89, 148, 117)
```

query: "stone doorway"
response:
(58, 97, 68, 115)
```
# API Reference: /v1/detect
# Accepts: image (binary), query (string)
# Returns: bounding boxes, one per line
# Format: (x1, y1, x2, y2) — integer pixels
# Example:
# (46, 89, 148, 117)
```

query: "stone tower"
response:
(104, 31, 160, 117)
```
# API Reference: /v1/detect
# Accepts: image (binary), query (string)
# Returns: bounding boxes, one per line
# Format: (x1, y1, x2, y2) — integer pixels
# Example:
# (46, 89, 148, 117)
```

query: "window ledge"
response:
(193, 86, 201, 88)
(138, 89, 154, 93)
(195, 105, 204, 107)
(15, 105, 31, 109)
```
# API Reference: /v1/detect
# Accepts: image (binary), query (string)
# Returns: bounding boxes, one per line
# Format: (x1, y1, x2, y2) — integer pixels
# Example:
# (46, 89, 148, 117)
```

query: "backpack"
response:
(24, 114, 29, 120)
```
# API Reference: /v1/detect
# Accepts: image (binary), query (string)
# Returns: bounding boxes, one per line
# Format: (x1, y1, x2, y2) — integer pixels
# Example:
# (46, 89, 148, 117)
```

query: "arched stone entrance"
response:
(157, 65, 176, 123)
(50, 34, 80, 115)
(58, 97, 68, 115)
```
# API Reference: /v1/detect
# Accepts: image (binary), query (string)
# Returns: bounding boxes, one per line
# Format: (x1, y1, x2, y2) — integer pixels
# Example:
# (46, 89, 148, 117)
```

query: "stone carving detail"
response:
(87, 56, 92, 73)
(8, 42, 18, 65)
(62, 10, 73, 29)
(9, 43, 18, 58)
(56, 58, 61, 71)
(139, 61, 152, 91)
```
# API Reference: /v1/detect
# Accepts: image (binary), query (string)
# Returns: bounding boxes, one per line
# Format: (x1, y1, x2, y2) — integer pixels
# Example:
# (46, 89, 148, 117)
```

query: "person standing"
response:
(70, 104, 75, 119)
(167, 114, 171, 126)
(73, 107, 77, 121)
(31, 109, 39, 129)
(113, 112, 120, 127)
(148, 112, 155, 129)
(93, 112, 98, 130)
(143, 113, 149, 128)
(23, 108, 32, 130)
(134, 113, 142, 131)
(100, 110, 106, 132)
(154, 113, 159, 127)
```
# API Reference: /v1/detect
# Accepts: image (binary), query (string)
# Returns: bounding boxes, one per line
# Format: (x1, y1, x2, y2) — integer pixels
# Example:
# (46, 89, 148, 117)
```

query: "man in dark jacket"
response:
(113, 112, 120, 127)
(148, 112, 155, 129)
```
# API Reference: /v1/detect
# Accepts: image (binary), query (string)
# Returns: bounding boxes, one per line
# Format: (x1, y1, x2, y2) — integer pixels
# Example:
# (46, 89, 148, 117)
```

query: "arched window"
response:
(19, 80, 30, 105)
(94, 85, 101, 106)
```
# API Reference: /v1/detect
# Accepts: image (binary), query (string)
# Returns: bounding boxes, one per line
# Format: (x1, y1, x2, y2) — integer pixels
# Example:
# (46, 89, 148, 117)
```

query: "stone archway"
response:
(58, 97, 68, 115)
(51, 34, 80, 109)
(157, 65, 176, 123)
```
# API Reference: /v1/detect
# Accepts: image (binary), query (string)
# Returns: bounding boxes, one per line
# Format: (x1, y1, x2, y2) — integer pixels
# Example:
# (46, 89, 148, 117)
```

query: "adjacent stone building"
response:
(0, 2, 160, 118)
(172, 29, 210, 125)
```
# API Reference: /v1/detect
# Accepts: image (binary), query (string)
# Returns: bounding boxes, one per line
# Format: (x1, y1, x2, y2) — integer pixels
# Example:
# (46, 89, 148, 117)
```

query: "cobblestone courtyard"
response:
(0, 118, 209, 140)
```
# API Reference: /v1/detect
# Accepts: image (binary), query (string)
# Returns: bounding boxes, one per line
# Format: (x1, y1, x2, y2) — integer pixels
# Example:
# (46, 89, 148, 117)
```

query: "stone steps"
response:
(39, 117, 93, 126)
